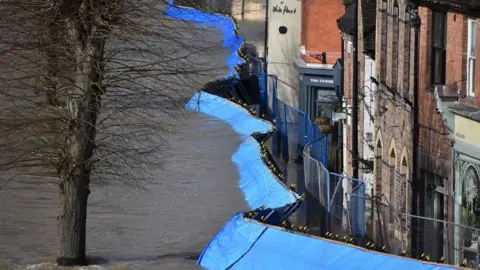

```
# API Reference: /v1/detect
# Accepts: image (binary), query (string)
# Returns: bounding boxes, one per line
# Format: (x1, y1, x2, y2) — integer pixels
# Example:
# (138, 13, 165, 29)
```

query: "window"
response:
(405, 12, 412, 93)
(431, 11, 447, 85)
(467, 19, 477, 97)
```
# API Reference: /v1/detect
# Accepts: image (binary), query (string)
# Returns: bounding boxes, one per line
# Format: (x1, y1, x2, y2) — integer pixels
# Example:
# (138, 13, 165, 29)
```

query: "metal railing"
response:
(257, 61, 328, 166)
(302, 138, 366, 238)
(254, 57, 480, 270)
(349, 192, 480, 269)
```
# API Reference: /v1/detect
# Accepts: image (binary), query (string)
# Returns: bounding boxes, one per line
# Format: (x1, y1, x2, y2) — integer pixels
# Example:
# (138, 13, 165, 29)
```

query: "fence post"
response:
(283, 103, 289, 160)
(352, 181, 358, 237)
(258, 65, 265, 116)
(323, 135, 328, 166)
(327, 172, 331, 232)
(361, 183, 366, 238)
(445, 223, 450, 264)
(304, 113, 308, 146)
(272, 76, 278, 120)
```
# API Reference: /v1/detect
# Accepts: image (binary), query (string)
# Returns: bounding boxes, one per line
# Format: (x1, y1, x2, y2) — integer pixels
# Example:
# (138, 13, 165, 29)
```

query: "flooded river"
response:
(0, 112, 249, 270)
(0, 3, 271, 268)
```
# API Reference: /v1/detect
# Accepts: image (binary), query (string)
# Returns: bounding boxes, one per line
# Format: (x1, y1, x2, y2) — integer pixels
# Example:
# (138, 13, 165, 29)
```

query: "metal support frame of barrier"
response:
(283, 103, 289, 160)
(327, 171, 331, 233)
(349, 192, 480, 268)
(328, 172, 366, 238)
(304, 114, 308, 146)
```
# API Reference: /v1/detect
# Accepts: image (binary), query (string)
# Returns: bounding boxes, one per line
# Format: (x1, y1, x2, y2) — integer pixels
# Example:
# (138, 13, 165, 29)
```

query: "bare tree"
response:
(0, 0, 229, 265)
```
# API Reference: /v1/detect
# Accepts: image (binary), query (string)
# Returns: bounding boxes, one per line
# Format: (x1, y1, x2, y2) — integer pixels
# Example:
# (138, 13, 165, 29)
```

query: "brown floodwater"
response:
(0, 112, 250, 270)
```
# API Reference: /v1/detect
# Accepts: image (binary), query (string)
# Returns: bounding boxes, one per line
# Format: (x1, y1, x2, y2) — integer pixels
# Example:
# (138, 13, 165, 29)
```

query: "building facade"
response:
(293, 0, 344, 115)
(338, 0, 376, 188)
(429, 1, 480, 265)
(342, 0, 480, 264)
(266, 0, 302, 107)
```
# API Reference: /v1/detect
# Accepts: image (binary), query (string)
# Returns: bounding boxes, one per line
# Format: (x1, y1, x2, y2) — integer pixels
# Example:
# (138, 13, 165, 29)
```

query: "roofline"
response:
(411, 0, 480, 16)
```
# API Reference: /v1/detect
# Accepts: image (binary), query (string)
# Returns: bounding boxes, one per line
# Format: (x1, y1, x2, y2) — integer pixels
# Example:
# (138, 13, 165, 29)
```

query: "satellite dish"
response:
(299, 45, 306, 55)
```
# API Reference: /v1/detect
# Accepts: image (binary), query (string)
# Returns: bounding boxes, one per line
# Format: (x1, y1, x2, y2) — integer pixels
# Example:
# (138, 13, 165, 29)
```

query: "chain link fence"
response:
(257, 62, 327, 165)
(255, 58, 480, 270)
(348, 192, 480, 268)
(302, 143, 366, 238)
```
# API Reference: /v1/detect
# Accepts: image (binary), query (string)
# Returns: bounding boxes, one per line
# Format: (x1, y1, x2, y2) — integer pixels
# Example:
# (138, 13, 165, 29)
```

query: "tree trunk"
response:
(54, 1, 107, 265)
(57, 171, 91, 266)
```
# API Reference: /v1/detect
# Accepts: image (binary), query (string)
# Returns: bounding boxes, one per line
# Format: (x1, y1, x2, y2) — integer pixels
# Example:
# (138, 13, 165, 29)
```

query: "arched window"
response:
(389, 145, 397, 166)
(374, 131, 383, 199)
(388, 139, 397, 223)
(400, 147, 409, 215)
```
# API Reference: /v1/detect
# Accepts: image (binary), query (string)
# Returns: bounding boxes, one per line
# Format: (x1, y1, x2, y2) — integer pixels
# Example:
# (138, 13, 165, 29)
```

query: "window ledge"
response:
(448, 103, 480, 123)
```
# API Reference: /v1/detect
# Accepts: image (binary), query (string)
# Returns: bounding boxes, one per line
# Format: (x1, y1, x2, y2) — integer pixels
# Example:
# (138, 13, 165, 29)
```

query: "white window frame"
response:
(347, 41, 353, 56)
(467, 19, 477, 97)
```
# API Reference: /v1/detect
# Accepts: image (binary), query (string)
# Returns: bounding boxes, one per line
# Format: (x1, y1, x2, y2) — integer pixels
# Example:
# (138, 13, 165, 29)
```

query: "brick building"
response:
(300, 0, 345, 65)
(340, 0, 480, 263)
(294, 0, 345, 115)
(293, 0, 345, 168)
(423, 0, 480, 265)
(338, 0, 376, 189)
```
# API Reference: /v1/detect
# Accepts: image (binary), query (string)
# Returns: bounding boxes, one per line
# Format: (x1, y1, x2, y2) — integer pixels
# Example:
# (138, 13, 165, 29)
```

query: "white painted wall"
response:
(363, 55, 376, 195)
(266, 0, 301, 108)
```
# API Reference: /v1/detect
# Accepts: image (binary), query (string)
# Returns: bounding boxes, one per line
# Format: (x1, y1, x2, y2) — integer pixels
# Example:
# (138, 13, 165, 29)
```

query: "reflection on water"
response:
(0, 111, 249, 270)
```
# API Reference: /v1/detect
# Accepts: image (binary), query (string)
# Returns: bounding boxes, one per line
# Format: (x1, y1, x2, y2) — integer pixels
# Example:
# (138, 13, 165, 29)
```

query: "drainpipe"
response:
(263, 0, 269, 73)
(409, 5, 421, 258)
(352, 0, 359, 180)
(340, 36, 345, 174)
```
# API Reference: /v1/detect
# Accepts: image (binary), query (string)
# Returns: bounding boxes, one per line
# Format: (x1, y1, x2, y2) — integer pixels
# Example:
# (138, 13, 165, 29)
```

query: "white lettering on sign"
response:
(310, 78, 334, 84)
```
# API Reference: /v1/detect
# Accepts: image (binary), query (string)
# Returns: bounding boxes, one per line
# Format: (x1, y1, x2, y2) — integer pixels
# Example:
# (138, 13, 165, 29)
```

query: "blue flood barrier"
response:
(185, 91, 297, 208)
(185, 91, 271, 136)
(233, 139, 297, 209)
(166, 0, 296, 208)
(164, 1, 245, 79)
(164, 2, 456, 270)
(198, 213, 458, 270)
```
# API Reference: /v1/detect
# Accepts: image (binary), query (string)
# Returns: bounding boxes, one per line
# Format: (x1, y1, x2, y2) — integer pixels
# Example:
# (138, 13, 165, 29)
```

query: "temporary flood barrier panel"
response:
(185, 91, 271, 136)
(198, 213, 458, 270)
(164, 1, 244, 79)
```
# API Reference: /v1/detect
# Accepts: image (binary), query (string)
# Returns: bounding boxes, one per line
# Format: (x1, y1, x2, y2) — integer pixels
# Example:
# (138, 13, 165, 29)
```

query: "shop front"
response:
(294, 58, 342, 171)
(450, 105, 480, 265)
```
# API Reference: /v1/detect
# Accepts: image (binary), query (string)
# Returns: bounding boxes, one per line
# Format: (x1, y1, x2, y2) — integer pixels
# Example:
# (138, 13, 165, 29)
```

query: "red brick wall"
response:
(416, 6, 453, 220)
(417, 7, 452, 179)
(301, 0, 344, 64)
(445, 12, 467, 87)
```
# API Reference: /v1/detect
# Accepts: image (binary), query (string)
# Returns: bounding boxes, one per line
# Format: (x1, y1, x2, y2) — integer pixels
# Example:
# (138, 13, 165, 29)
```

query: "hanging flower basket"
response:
(319, 124, 335, 134)
(315, 116, 330, 126)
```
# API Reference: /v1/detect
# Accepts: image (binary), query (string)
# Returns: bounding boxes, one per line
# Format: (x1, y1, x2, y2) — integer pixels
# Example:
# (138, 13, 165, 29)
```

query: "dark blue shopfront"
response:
(294, 58, 343, 173)
(294, 59, 342, 122)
